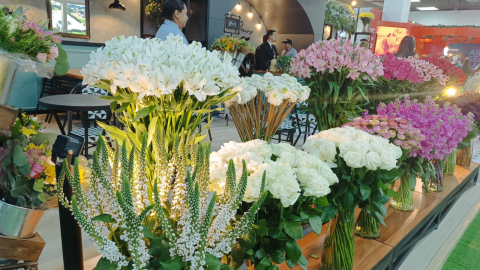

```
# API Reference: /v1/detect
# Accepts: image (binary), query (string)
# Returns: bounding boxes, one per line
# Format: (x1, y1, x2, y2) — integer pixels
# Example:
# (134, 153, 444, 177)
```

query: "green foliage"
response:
(457, 125, 478, 150)
(277, 55, 292, 69)
(366, 77, 418, 113)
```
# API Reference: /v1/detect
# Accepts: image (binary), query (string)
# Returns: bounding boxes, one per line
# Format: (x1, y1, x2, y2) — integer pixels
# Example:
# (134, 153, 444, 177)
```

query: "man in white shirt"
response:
(281, 39, 297, 57)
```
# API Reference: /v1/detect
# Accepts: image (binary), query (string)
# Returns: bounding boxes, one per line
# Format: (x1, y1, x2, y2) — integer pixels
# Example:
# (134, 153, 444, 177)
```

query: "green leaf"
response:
(30, 132, 58, 146)
(91, 214, 117, 223)
(254, 219, 269, 237)
(255, 249, 267, 260)
(284, 221, 303, 239)
(285, 257, 296, 269)
(142, 225, 154, 239)
(115, 102, 131, 113)
(359, 184, 371, 201)
(159, 256, 183, 270)
(386, 189, 398, 198)
(230, 242, 245, 265)
(257, 257, 273, 270)
(269, 249, 285, 264)
(321, 204, 338, 222)
(13, 145, 27, 167)
(239, 229, 256, 252)
(298, 255, 309, 270)
(309, 216, 323, 236)
(132, 105, 156, 122)
(94, 257, 118, 270)
(268, 227, 282, 239)
(205, 253, 222, 266)
(285, 239, 302, 263)
(315, 196, 329, 207)
(371, 211, 386, 226)
(339, 190, 354, 209)
(377, 170, 401, 182)
(37, 192, 46, 202)
(33, 179, 44, 192)
(371, 201, 387, 217)
(56, 46, 68, 63)
(19, 163, 31, 175)
(54, 61, 70, 76)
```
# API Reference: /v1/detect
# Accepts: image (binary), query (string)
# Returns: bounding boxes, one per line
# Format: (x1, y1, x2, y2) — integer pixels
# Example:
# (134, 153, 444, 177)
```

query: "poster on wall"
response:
(448, 44, 480, 68)
(375, 26, 409, 55)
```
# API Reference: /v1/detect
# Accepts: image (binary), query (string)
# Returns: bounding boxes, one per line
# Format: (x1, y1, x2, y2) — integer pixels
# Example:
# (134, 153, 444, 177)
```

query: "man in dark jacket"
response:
(255, 35, 268, 70)
(256, 30, 277, 71)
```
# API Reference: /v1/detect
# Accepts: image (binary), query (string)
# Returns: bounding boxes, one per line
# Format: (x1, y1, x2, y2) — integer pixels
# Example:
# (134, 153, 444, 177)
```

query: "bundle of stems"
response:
(457, 144, 473, 166)
(227, 91, 296, 143)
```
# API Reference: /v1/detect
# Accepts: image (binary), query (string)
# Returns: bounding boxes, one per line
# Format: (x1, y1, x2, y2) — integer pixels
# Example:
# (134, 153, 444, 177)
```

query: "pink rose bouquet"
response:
(291, 38, 384, 130)
(0, 5, 70, 76)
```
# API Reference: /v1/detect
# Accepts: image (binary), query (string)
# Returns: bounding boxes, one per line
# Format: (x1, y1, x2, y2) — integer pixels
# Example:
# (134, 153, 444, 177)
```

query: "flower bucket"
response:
(355, 207, 380, 239)
(457, 138, 474, 166)
(444, 149, 457, 175)
(0, 200, 45, 238)
(391, 172, 414, 212)
(231, 52, 246, 69)
(0, 56, 19, 106)
(429, 160, 444, 192)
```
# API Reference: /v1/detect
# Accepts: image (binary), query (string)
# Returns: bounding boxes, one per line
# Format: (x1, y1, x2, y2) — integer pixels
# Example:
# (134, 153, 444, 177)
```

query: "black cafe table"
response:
(38, 94, 113, 156)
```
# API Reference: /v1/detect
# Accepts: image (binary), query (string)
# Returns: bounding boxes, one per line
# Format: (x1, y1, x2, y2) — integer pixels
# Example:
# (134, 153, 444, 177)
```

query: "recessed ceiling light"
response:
(411, 0, 421, 2)
(417, 7, 439, 10)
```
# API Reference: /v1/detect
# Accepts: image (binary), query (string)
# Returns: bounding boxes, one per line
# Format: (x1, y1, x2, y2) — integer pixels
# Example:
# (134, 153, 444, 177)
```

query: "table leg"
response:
(83, 111, 89, 156)
(67, 111, 73, 134)
(52, 110, 66, 135)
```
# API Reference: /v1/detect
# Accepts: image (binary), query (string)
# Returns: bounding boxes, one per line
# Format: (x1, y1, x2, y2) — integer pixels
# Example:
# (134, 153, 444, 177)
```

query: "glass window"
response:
(47, 0, 90, 38)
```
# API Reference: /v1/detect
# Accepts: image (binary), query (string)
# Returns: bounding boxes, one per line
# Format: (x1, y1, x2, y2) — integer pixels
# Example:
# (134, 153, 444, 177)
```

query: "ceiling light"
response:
(109, 0, 126, 10)
(416, 7, 439, 10)
(248, 5, 253, 18)
(236, 2, 241, 11)
(411, 0, 421, 2)
(256, 19, 261, 29)
(352, 1, 357, 6)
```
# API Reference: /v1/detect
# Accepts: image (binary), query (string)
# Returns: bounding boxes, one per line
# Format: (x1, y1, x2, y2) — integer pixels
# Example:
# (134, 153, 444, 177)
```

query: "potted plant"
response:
(0, 5, 70, 105)
(277, 55, 292, 74)
(0, 114, 59, 238)
(209, 140, 338, 269)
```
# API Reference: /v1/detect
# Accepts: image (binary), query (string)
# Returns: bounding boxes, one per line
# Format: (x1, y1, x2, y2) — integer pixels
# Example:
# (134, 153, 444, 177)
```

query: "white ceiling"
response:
(338, 0, 480, 10)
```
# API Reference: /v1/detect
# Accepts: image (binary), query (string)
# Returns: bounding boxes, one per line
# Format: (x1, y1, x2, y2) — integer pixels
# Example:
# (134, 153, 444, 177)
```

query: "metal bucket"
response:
(0, 200, 45, 238)
(0, 56, 19, 106)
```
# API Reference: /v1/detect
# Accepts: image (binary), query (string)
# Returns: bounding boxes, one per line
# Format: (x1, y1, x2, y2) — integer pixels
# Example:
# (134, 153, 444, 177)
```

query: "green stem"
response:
(391, 173, 414, 212)
(355, 208, 380, 239)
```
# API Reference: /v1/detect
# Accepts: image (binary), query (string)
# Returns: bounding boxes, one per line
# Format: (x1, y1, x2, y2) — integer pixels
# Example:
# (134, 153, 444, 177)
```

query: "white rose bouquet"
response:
(210, 140, 337, 269)
(303, 127, 402, 270)
(225, 73, 310, 142)
(81, 34, 242, 156)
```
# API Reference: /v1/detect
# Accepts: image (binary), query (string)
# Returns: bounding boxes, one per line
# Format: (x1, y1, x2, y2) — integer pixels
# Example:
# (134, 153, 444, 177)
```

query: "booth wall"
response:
(228, 0, 267, 49)
(409, 10, 480, 26)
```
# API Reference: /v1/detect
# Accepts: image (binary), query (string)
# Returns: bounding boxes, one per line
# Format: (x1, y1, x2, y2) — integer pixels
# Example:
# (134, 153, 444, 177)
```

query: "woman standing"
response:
(155, 0, 189, 45)
(394, 36, 419, 58)
(463, 57, 474, 78)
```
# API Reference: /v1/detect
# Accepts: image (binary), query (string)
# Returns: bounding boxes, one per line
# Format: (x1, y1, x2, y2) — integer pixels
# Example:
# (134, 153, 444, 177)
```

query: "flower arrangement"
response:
(210, 35, 253, 54)
(277, 55, 292, 73)
(368, 54, 422, 111)
(291, 38, 384, 131)
(58, 133, 266, 270)
(421, 56, 466, 85)
(210, 139, 337, 268)
(464, 72, 480, 93)
(0, 5, 70, 75)
(226, 73, 310, 142)
(145, 0, 162, 19)
(303, 127, 401, 270)
(402, 56, 448, 98)
(81, 34, 241, 158)
(325, 0, 356, 34)
(378, 96, 474, 192)
(359, 12, 374, 32)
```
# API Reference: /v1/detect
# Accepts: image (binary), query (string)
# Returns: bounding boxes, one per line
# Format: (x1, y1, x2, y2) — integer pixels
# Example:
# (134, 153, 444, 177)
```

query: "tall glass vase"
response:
(321, 206, 356, 270)
(429, 160, 444, 192)
(457, 139, 474, 166)
(390, 172, 414, 212)
(444, 149, 457, 175)
(355, 207, 380, 239)
(0, 56, 19, 105)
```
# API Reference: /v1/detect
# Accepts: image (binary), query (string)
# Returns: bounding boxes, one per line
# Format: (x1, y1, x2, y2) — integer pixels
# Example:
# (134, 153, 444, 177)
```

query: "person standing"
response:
(256, 30, 277, 71)
(281, 39, 297, 57)
(155, 0, 189, 45)
(394, 36, 419, 58)
(463, 57, 474, 78)
(255, 35, 268, 69)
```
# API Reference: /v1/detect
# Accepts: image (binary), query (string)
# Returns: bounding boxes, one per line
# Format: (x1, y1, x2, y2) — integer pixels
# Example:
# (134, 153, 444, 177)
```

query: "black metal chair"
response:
(292, 106, 318, 146)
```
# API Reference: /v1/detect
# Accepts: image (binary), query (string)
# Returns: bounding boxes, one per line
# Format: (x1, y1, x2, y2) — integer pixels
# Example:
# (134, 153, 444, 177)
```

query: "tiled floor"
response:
(34, 114, 480, 270)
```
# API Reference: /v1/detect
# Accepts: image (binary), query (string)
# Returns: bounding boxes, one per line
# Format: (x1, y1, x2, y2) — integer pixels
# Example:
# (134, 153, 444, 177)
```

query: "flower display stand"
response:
(277, 163, 479, 270)
(0, 233, 46, 269)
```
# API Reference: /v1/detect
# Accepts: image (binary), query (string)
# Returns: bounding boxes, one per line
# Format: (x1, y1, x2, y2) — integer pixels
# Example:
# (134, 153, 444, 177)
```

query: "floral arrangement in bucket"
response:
(209, 140, 338, 269)
(368, 54, 422, 112)
(58, 133, 267, 270)
(359, 12, 375, 32)
(378, 96, 474, 194)
(210, 35, 254, 54)
(402, 56, 449, 98)
(0, 5, 70, 75)
(303, 127, 402, 270)
(325, 0, 356, 35)
(343, 114, 425, 236)
(81, 34, 242, 158)
(225, 73, 310, 142)
(421, 56, 466, 86)
(291, 38, 384, 131)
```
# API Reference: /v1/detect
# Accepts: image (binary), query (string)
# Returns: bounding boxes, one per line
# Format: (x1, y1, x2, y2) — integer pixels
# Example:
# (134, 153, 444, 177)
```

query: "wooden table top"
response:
(65, 69, 83, 80)
(279, 163, 480, 270)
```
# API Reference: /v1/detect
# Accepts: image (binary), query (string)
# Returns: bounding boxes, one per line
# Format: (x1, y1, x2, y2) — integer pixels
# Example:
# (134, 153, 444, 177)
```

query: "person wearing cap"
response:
(281, 39, 297, 57)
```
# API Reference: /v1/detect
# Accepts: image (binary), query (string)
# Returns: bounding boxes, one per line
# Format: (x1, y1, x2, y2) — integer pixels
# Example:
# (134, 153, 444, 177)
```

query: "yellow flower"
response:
(43, 164, 57, 185)
(22, 127, 37, 137)
(359, 12, 375, 19)
(78, 165, 85, 184)
(22, 113, 27, 117)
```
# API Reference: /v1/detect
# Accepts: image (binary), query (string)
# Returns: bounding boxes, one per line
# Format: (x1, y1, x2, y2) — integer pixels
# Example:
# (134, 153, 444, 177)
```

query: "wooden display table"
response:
(279, 163, 479, 270)
(0, 233, 46, 269)
(253, 70, 299, 77)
